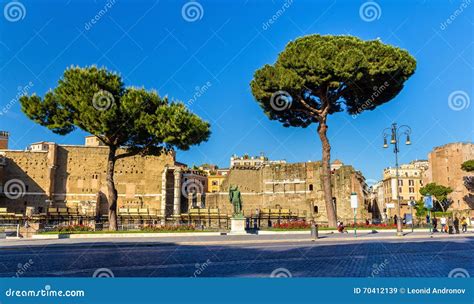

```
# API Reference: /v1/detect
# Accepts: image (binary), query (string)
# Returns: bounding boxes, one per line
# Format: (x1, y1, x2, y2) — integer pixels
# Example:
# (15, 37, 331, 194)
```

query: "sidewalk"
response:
(1, 229, 472, 248)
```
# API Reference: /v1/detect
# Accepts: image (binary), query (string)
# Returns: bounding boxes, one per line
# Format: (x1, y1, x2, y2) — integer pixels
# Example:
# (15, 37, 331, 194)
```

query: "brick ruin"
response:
(0, 141, 370, 224)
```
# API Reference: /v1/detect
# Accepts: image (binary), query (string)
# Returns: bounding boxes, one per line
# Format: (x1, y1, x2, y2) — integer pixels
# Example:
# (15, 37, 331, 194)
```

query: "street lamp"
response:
(383, 123, 412, 237)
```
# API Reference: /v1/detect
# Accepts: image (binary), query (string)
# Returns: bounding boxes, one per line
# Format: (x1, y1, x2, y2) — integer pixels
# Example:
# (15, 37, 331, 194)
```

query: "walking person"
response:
(432, 216, 438, 233)
(454, 216, 460, 234)
(461, 217, 468, 233)
(440, 215, 447, 233)
(447, 216, 454, 234)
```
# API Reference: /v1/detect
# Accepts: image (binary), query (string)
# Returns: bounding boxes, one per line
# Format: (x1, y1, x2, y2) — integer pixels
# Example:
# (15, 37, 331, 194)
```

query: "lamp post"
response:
(383, 123, 412, 237)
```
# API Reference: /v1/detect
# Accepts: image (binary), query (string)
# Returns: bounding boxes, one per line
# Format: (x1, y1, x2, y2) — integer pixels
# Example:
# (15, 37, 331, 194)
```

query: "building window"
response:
(408, 180, 414, 186)
(212, 181, 218, 186)
(313, 206, 319, 213)
(309, 184, 313, 191)
(409, 187, 414, 193)
(398, 180, 403, 186)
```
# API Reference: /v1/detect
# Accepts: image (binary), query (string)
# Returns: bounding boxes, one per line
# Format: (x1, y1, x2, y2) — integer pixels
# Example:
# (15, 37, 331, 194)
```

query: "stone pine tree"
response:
(20, 66, 211, 230)
(461, 160, 474, 208)
(420, 183, 453, 212)
(250, 35, 416, 227)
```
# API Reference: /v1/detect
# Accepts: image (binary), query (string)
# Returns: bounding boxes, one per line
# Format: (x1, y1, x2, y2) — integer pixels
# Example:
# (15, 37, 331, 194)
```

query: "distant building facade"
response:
(207, 174, 226, 193)
(0, 131, 8, 150)
(230, 154, 286, 168)
(369, 181, 385, 221)
(382, 160, 428, 216)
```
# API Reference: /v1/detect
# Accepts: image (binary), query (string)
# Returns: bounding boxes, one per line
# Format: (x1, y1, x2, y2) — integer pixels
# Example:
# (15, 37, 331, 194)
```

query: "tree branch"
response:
(114, 149, 143, 160)
(298, 96, 321, 116)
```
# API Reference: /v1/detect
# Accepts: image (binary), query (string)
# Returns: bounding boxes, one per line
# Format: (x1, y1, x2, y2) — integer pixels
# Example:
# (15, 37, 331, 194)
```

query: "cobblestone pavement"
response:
(1, 235, 472, 278)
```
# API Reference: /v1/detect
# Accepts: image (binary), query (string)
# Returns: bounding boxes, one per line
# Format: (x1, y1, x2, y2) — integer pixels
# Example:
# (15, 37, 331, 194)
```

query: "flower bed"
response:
(349, 223, 397, 229)
(270, 221, 312, 230)
(140, 224, 196, 232)
(56, 224, 94, 233)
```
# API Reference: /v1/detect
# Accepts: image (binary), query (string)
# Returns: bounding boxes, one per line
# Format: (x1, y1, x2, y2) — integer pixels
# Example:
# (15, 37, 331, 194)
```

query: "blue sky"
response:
(0, 0, 472, 182)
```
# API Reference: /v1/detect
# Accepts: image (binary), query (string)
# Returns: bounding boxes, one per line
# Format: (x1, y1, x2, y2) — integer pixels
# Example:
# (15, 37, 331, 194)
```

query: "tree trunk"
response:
(317, 120, 337, 227)
(439, 200, 446, 213)
(106, 147, 118, 231)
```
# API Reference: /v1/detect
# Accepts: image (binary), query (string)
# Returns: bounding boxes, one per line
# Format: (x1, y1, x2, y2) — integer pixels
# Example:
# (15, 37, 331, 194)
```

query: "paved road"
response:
(1, 234, 472, 277)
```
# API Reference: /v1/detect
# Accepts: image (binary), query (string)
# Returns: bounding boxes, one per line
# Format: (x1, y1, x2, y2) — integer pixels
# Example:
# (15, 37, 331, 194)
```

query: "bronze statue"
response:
(229, 185, 243, 217)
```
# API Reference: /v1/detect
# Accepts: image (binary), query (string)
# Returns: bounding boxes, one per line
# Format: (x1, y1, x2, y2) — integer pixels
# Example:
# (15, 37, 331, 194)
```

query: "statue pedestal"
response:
(229, 217, 247, 235)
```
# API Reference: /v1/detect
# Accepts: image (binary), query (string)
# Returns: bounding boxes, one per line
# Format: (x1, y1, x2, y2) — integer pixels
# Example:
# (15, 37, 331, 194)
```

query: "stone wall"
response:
(0, 143, 370, 224)
(205, 162, 370, 224)
(426, 142, 474, 211)
(0, 144, 175, 214)
(0, 150, 50, 212)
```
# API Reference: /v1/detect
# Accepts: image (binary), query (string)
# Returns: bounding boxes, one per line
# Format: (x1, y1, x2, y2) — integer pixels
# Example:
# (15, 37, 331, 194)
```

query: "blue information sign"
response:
(424, 195, 433, 209)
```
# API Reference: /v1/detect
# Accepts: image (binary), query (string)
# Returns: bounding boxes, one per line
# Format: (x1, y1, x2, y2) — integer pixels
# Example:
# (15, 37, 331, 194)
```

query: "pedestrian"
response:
(440, 215, 447, 233)
(426, 214, 430, 226)
(447, 216, 454, 234)
(394, 215, 398, 225)
(337, 221, 345, 233)
(432, 216, 438, 232)
(461, 217, 468, 233)
(454, 216, 460, 234)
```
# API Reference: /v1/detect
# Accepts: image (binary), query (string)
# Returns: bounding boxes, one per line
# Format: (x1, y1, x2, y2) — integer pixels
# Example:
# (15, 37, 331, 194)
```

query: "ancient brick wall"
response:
(0, 151, 50, 213)
(205, 162, 369, 224)
(0, 145, 175, 214)
(427, 142, 474, 210)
